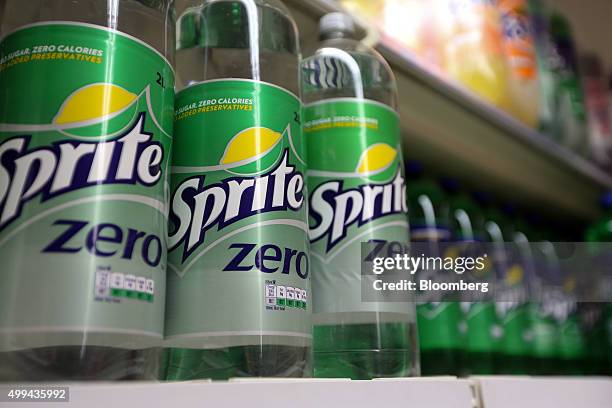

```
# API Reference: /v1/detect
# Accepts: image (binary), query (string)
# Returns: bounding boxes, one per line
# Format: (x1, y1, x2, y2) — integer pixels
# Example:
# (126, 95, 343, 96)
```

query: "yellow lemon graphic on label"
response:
(221, 127, 282, 166)
(505, 265, 524, 286)
(54, 83, 137, 125)
(356, 143, 397, 176)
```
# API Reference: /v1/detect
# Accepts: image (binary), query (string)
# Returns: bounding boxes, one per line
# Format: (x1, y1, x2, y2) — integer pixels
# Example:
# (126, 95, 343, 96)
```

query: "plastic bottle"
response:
(523, 217, 562, 375)
(302, 13, 418, 380)
(548, 10, 588, 154)
(498, 0, 541, 127)
(0, 0, 175, 381)
(405, 164, 461, 376)
(487, 204, 531, 375)
(528, 1, 587, 153)
(585, 192, 612, 375)
(474, 196, 526, 374)
(381, 0, 442, 71)
(557, 271, 585, 375)
(436, 0, 514, 113)
(443, 182, 497, 375)
(165, 0, 311, 379)
(581, 54, 612, 169)
(528, 0, 556, 134)
(508, 210, 537, 373)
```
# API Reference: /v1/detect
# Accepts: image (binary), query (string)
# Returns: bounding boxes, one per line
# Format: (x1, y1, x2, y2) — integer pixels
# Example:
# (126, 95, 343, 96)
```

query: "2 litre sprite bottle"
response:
(164, 0, 311, 379)
(0, 1, 175, 380)
(302, 13, 418, 380)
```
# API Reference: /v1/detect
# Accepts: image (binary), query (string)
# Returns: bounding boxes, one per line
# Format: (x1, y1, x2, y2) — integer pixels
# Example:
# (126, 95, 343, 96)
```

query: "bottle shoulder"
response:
(301, 38, 397, 108)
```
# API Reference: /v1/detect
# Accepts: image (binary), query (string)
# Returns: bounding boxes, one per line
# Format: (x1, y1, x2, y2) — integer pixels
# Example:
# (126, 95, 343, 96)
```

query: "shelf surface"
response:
(286, 0, 612, 222)
(473, 376, 612, 408)
(0, 378, 474, 408)
(3, 377, 612, 408)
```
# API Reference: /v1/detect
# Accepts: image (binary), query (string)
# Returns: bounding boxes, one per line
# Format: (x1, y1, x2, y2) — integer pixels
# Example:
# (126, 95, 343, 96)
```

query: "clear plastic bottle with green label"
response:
(302, 13, 418, 380)
(585, 192, 612, 376)
(405, 165, 461, 376)
(548, 11, 588, 155)
(484, 203, 531, 375)
(0, 0, 175, 381)
(476, 193, 527, 374)
(524, 220, 562, 375)
(512, 211, 539, 374)
(442, 181, 497, 375)
(164, 0, 311, 380)
(530, 1, 587, 153)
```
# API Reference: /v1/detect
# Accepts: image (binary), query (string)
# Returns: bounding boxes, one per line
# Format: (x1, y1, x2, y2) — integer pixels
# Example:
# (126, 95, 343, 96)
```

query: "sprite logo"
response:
(169, 124, 305, 264)
(0, 83, 167, 232)
(309, 142, 407, 252)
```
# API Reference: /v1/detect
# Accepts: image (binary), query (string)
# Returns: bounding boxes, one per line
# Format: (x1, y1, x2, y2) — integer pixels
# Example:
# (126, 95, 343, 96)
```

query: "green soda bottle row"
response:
(406, 168, 612, 376)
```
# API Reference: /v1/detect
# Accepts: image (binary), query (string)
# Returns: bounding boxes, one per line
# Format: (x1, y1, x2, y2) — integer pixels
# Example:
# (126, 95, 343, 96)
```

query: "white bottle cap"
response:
(319, 12, 355, 37)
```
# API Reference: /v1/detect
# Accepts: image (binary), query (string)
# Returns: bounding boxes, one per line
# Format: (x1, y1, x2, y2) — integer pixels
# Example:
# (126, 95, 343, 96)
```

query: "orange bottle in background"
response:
(498, 0, 541, 127)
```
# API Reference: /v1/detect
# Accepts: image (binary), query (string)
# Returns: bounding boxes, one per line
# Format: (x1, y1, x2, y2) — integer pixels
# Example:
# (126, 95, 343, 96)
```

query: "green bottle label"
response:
(411, 229, 457, 350)
(304, 98, 411, 321)
(417, 302, 462, 350)
(0, 23, 174, 351)
(496, 302, 531, 355)
(462, 302, 497, 353)
(166, 79, 311, 348)
(529, 304, 558, 358)
(558, 313, 585, 359)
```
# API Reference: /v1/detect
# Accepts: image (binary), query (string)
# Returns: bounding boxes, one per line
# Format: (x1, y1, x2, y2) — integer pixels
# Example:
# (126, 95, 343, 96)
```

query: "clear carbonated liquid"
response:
(314, 321, 419, 379)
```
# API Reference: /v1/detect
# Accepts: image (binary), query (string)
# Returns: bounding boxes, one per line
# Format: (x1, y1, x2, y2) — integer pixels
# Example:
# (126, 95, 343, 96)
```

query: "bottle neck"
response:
(320, 29, 355, 41)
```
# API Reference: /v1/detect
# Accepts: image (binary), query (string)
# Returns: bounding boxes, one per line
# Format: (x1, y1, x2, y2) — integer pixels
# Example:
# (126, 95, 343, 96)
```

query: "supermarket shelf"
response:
(472, 376, 612, 408)
(286, 0, 612, 221)
(0, 378, 474, 408)
(4, 377, 612, 408)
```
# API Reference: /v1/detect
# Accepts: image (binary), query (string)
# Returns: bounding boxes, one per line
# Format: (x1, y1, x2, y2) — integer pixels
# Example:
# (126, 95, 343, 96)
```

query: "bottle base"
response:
(0, 346, 161, 381)
(164, 345, 311, 380)
(314, 349, 417, 380)
(460, 351, 496, 376)
(420, 348, 462, 376)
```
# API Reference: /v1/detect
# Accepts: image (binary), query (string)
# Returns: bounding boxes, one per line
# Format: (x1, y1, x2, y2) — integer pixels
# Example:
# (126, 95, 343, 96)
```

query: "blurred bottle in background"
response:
(557, 272, 586, 375)
(477, 195, 531, 374)
(498, 0, 541, 128)
(436, 0, 514, 114)
(547, 9, 588, 154)
(382, 0, 442, 71)
(528, 0, 588, 153)
(303, 12, 418, 380)
(585, 192, 612, 375)
(443, 181, 497, 375)
(406, 163, 462, 376)
(528, 0, 557, 134)
(581, 54, 612, 169)
(508, 210, 537, 373)
(524, 218, 562, 375)
(578, 302, 607, 375)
